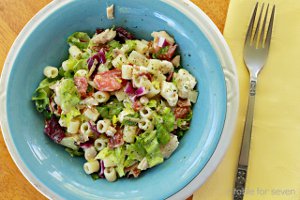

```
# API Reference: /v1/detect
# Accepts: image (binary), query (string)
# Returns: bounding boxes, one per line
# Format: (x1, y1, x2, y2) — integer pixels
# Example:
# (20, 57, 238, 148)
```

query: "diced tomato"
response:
(174, 106, 191, 119)
(74, 76, 88, 98)
(108, 129, 124, 148)
(94, 69, 124, 92)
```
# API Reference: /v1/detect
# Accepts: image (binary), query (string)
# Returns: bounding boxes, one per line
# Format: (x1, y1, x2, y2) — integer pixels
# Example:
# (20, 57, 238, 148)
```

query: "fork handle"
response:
(233, 79, 257, 199)
(239, 79, 256, 166)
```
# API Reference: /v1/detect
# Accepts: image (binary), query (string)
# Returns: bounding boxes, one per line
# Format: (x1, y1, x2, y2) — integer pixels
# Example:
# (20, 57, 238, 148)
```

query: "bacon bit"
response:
(136, 128, 142, 135)
(108, 128, 124, 148)
(174, 106, 191, 119)
(139, 72, 153, 81)
(133, 101, 142, 111)
(91, 44, 109, 53)
(74, 76, 88, 98)
(158, 45, 177, 61)
(57, 106, 62, 115)
(125, 163, 141, 178)
(115, 27, 135, 42)
(166, 72, 174, 82)
(96, 28, 104, 34)
(177, 99, 191, 107)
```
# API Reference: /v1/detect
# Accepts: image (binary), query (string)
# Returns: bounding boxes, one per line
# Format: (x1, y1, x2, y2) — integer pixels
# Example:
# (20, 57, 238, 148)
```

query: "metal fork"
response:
(233, 3, 275, 200)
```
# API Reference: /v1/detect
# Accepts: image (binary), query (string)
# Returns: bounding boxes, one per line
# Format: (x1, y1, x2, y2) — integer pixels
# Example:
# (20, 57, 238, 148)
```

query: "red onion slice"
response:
(157, 36, 168, 47)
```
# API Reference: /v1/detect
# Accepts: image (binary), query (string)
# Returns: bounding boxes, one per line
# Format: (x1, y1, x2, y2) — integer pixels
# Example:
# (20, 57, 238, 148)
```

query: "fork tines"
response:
(245, 2, 275, 49)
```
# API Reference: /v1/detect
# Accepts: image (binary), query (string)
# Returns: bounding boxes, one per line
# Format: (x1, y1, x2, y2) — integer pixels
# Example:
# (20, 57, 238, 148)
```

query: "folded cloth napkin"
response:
(193, 0, 300, 199)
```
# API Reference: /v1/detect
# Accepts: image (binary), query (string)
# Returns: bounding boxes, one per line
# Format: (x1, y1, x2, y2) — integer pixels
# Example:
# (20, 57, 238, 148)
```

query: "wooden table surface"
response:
(0, 0, 230, 199)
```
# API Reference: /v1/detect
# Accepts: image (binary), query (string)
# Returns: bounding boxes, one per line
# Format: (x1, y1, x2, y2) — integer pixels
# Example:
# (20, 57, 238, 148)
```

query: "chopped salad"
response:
(32, 27, 198, 182)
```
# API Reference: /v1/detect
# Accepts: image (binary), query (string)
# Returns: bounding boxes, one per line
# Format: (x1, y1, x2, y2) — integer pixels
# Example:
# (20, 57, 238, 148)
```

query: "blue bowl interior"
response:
(6, 0, 226, 199)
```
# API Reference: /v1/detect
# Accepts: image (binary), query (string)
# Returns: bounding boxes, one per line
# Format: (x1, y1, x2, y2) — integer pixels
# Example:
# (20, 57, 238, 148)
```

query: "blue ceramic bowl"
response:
(0, 0, 238, 199)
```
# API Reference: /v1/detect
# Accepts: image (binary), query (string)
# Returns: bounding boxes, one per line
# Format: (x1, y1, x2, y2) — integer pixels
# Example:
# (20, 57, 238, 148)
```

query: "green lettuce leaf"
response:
(125, 131, 163, 168)
(58, 79, 80, 112)
(155, 123, 170, 145)
(125, 142, 146, 167)
(161, 107, 175, 132)
(121, 113, 139, 126)
(60, 108, 81, 126)
(73, 59, 88, 72)
(95, 147, 126, 177)
(67, 32, 90, 50)
(114, 147, 126, 177)
(108, 40, 122, 49)
(32, 89, 50, 113)
(147, 99, 157, 108)
(96, 99, 123, 119)
(153, 107, 175, 145)
(59, 58, 88, 78)
(137, 131, 163, 167)
(90, 173, 100, 180)
(152, 46, 169, 59)
(65, 148, 84, 157)
(125, 40, 137, 53)
(32, 78, 57, 113)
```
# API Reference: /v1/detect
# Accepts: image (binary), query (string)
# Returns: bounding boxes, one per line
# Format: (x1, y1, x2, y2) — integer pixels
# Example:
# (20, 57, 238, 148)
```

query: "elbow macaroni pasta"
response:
(94, 137, 108, 151)
(139, 107, 153, 119)
(104, 167, 117, 182)
(67, 120, 80, 134)
(84, 146, 97, 161)
(96, 119, 111, 133)
(43, 66, 58, 79)
(80, 122, 92, 136)
(138, 118, 154, 130)
(93, 91, 110, 103)
(83, 160, 100, 174)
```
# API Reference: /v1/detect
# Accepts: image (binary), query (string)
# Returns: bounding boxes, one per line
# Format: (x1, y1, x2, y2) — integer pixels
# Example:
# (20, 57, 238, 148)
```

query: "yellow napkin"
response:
(194, 0, 300, 200)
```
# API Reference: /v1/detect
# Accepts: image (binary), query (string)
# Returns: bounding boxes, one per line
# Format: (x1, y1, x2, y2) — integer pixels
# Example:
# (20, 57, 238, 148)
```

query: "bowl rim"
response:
(0, 0, 239, 199)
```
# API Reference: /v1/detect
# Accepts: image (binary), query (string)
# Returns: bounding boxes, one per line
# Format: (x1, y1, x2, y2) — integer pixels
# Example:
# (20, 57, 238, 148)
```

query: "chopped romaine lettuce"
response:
(95, 147, 126, 177)
(32, 78, 57, 112)
(65, 147, 84, 157)
(147, 99, 157, 108)
(125, 40, 137, 53)
(32, 89, 50, 112)
(57, 79, 80, 112)
(73, 59, 88, 72)
(67, 32, 90, 50)
(108, 40, 122, 49)
(122, 113, 139, 126)
(124, 131, 163, 168)
(60, 108, 81, 126)
(90, 173, 100, 180)
(152, 46, 169, 59)
(153, 107, 175, 145)
(96, 99, 123, 119)
(137, 131, 163, 167)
